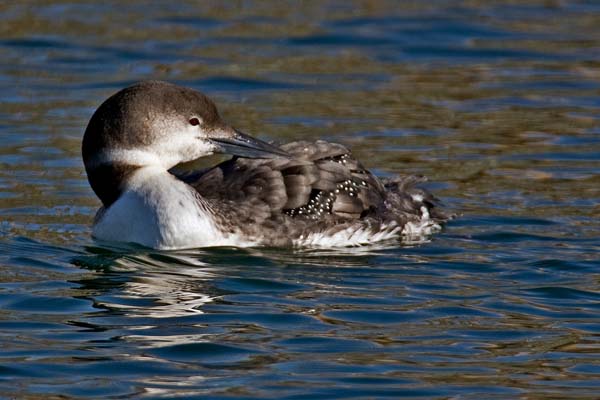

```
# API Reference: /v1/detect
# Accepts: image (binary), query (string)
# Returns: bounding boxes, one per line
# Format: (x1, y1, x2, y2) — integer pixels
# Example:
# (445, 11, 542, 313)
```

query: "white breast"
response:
(92, 167, 256, 249)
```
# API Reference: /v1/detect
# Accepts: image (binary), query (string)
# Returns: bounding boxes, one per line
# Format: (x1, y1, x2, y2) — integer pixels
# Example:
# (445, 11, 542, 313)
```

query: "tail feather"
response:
(382, 175, 451, 225)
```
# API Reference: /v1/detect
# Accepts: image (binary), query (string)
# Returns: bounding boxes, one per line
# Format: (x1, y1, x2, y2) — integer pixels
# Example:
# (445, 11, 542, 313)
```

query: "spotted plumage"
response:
(178, 140, 448, 247)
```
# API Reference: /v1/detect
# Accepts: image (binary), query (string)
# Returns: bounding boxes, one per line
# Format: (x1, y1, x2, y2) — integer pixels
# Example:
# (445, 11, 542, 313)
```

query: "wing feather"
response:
(174, 140, 448, 244)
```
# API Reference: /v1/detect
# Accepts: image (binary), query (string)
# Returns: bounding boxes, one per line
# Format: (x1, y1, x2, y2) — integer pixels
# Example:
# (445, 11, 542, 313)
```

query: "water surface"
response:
(1, 1, 599, 398)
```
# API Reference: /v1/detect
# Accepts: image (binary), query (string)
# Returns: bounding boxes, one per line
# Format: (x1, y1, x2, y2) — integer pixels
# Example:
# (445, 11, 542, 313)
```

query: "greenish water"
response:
(1, 1, 599, 398)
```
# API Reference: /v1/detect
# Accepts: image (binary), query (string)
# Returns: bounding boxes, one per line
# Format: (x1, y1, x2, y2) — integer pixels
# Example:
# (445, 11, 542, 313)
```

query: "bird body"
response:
(83, 81, 448, 250)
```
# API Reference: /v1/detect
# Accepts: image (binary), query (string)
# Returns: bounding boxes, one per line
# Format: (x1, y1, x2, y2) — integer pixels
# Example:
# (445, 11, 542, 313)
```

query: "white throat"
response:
(88, 140, 215, 171)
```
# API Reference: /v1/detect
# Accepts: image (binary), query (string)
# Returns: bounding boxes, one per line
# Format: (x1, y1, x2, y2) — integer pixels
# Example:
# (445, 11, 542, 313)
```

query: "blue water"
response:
(1, 1, 599, 398)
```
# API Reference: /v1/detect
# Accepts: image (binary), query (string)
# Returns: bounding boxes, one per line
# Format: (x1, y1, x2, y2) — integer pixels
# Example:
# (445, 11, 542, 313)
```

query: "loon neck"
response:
(85, 162, 142, 208)
(83, 147, 184, 209)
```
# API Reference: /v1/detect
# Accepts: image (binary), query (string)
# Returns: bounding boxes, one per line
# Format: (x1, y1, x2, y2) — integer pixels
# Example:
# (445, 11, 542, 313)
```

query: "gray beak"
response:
(211, 129, 289, 159)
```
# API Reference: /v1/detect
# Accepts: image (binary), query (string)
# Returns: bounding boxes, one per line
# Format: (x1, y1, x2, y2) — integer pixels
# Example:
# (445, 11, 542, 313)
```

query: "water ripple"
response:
(0, 1, 599, 398)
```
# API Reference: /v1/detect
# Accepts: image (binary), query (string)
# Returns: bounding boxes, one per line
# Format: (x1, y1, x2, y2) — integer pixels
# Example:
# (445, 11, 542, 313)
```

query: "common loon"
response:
(82, 80, 448, 250)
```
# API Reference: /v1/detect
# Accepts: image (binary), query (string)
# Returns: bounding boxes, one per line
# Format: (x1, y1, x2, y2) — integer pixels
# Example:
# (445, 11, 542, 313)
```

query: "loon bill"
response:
(82, 80, 450, 250)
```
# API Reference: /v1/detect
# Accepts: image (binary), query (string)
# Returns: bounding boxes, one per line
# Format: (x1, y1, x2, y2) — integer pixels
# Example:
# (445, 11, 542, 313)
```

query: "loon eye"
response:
(189, 117, 201, 126)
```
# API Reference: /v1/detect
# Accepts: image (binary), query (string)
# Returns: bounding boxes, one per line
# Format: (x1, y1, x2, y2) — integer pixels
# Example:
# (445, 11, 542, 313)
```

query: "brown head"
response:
(82, 80, 287, 207)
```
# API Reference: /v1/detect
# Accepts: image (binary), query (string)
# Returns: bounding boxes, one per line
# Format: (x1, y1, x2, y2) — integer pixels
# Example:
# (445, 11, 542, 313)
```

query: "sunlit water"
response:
(1, 1, 599, 398)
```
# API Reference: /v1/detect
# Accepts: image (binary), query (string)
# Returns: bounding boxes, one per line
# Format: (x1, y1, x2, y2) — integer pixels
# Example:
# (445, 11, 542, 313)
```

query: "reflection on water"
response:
(1, 1, 600, 398)
(79, 252, 214, 319)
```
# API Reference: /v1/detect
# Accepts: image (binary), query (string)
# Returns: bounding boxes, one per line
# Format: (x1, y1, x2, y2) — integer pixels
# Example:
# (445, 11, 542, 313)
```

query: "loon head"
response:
(82, 80, 287, 206)
(83, 80, 287, 170)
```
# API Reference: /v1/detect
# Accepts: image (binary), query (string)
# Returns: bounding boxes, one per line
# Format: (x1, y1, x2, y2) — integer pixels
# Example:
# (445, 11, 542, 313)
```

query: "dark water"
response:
(1, 1, 599, 398)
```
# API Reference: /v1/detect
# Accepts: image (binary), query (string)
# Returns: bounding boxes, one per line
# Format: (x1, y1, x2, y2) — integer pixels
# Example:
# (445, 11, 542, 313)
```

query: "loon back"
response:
(177, 140, 448, 247)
